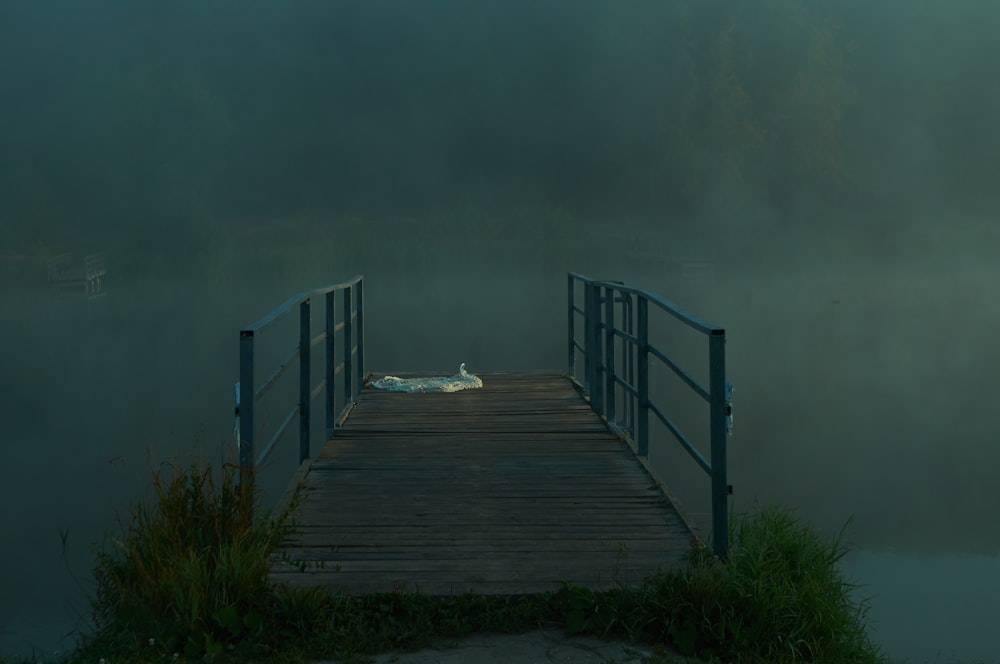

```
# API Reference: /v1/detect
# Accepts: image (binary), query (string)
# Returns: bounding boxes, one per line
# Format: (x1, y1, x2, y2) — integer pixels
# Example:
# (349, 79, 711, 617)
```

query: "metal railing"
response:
(235, 276, 365, 497)
(567, 272, 733, 559)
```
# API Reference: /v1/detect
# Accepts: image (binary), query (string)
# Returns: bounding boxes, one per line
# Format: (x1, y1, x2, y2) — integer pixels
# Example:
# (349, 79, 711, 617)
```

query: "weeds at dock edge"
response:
(72, 463, 329, 662)
(48, 463, 899, 663)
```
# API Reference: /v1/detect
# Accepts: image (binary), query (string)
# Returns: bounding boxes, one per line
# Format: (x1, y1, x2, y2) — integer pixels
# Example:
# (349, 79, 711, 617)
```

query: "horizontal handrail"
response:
(567, 272, 733, 560)
(242, 276, 363, 333)
(235, 276, 365, 505)
(568, 272, 717, 334)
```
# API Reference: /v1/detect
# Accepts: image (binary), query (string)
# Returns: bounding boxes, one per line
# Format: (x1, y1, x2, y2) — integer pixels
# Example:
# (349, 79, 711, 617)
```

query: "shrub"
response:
(84, 463, 325, 660)
(641, 505, 882, 662)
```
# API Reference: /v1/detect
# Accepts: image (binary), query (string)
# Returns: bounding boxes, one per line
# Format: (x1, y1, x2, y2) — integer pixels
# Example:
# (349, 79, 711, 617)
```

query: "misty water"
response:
(846, 550, 1000, 664)
(3, 218, 1000, 663)
(3, 0, 1000, 661)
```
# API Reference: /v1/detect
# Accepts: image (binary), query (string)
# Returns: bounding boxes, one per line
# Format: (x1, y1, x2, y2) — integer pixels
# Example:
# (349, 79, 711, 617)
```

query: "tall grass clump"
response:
(640, 505, 882, 662)
(72, 463, 884, 663)
(82, 463, 327, 660)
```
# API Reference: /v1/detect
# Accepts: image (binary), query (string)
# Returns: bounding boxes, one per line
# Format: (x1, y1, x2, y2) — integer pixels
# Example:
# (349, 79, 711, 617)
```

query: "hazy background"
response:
(2, 1, 998, 661)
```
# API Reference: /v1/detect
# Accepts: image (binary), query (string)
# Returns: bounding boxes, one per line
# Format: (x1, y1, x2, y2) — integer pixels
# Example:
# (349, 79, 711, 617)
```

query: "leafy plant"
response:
(81, 462, 319, 660)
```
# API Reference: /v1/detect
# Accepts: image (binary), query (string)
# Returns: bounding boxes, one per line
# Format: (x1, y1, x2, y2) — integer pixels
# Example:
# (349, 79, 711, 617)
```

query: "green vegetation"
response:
(548, 507, 882, 663)
(79, 464, 330, 662)
(19, 463, 891, 663)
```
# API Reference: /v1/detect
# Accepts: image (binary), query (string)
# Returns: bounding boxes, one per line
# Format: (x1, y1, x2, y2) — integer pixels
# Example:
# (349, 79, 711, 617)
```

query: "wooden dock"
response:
(270, 371, 698, 595)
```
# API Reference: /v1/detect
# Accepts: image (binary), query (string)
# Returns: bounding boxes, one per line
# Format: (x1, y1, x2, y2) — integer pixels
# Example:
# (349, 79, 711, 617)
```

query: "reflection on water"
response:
(843, 550, 1000, 663)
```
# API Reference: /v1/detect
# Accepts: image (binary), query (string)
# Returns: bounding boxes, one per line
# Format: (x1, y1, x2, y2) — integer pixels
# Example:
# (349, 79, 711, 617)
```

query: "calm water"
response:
(4, 231, 999, 660)
(843, 551, 1000, 663)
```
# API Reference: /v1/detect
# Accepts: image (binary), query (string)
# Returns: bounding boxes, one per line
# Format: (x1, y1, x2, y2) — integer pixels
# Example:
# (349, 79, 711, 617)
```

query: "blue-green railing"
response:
(235, 276, 365, 495)
(567, 272, 733, 559)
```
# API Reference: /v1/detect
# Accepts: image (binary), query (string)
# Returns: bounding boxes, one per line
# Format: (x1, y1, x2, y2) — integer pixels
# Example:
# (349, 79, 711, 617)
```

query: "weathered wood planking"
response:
(271, 371, 698, 595)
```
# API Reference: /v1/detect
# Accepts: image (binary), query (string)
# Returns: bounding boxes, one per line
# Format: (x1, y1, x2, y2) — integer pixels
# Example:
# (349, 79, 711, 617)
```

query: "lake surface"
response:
(4, 223, 999, 661)
(843, 550, 1000, 663)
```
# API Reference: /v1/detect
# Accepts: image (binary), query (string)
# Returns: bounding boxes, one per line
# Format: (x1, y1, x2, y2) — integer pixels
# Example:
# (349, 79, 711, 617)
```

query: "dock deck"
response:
(270, 371, 698, 595)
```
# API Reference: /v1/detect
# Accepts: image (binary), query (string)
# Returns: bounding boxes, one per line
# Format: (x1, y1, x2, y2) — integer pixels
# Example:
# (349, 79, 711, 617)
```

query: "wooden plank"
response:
(269, 575, 669, 597)
(276, 551, 684, 566)
(271, 457, 313, 520)
(271, 372, 698, 595)
(282, 536, 686, 549)
(284, 525, 687, 536)
(271, 560, 681, 576)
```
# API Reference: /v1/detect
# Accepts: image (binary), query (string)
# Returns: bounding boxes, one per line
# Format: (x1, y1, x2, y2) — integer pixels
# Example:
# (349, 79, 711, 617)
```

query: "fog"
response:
(2, 1, 999, 660)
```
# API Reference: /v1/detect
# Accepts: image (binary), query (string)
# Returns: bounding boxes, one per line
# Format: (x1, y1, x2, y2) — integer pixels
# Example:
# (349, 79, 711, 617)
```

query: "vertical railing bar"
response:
(583, 282, 593, 396)
(567, 274, 575, 378)
(607, 281, 626, 430)
(709, 330, 730, 560)
(618, 293, 635, 436)
(355, 279, 365, 398)
(325, 290, 336, 438)
(604, 284, 616, 424)
(614, 293, 621, 430)
(614, 292, 625, 432)
(343, 285, 353, 406)
(616, 292, 626, 432)
(626, 293, 634, 436)
(238, 329, 255, 512)
(591, 284, 604, 415)
(568, 274, 729, 558)
(637, 296, 649, 458)
(298, 299, 311, 464)
(234, 278, 364, 522)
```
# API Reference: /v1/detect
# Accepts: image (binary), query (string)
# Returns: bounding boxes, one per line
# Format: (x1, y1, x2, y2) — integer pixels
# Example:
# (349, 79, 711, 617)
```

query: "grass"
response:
(74, 463, 331, 662)
(7, 462, 908, 663)
(542, 507, 884, 663)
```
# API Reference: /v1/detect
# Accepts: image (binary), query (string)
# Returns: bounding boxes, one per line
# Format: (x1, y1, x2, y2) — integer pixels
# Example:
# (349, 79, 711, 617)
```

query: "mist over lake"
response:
(2, 1, 999, 661)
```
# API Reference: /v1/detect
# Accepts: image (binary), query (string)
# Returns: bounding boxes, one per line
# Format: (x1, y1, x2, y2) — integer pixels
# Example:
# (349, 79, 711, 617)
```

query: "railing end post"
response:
(299, 299, 311, 464)
(709, 330, 729, 562)
(636, 295, 649, 459)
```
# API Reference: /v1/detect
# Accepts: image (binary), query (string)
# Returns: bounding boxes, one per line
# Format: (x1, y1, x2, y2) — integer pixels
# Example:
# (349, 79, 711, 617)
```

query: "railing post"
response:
(625, 294, 635, 436)
(238, 329, 255, 501)
(709, 330, 730, 560)
(604, 284, 616, 425)
(343, 284, 353, 406)
(325, 290, 336, 439)
(637, 296, 649, 458)
(583, 281, 593, 396)
(590, 284, 603, 415)
(567, 274, 575, 377)
(355, 279, 365, 398)
(299, 299, 311, 463)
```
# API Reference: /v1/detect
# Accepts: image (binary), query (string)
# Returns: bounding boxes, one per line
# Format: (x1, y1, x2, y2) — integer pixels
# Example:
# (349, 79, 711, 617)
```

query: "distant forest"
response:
(1, 0, 998, 253)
